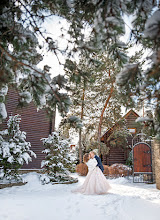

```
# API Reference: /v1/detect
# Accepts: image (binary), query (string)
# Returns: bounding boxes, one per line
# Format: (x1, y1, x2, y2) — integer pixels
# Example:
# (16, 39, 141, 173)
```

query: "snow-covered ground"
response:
(0, 172, 160, 220)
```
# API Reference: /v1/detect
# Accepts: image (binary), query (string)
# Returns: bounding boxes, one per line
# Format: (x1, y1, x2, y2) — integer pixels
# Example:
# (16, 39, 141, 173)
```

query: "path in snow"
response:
(0, 173, 160, 220)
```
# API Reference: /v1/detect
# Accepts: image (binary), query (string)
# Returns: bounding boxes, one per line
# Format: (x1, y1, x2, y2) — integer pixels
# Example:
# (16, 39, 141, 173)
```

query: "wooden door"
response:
(133, 143, 152, 173)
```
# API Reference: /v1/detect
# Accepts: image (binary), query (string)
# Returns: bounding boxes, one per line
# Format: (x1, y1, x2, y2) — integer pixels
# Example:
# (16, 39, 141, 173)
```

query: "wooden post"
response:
(151, 140, 156, 183)
(153, 138, 160, 190)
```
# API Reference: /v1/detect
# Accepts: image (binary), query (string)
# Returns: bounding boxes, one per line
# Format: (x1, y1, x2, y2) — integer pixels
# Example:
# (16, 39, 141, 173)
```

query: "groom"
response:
(90, 151, 104, 173)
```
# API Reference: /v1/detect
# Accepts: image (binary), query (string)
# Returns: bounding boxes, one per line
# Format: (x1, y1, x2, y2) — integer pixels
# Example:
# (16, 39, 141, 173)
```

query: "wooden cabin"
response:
(0, 88, 55, 169)
(101, 109, 141, 166)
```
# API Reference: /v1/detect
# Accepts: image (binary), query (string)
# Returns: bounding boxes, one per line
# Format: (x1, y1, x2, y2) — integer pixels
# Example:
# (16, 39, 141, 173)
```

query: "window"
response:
(128, 128, 136, 134)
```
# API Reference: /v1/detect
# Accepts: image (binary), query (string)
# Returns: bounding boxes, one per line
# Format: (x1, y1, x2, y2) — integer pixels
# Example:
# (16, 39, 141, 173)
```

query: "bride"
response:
(73, 153, 111, 195)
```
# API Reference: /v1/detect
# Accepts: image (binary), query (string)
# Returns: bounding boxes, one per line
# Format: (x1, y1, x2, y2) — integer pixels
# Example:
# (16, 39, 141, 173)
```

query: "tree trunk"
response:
(49, 107, 56, 134)
(98, 85, 114, 153)
(79, 86, 85, 163)
(79, 128, 83, 163)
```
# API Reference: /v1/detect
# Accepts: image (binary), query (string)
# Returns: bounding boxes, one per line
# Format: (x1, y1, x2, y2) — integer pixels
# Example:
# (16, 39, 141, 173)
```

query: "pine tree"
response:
(116, 7, 160, 138)
(0, 0, 159, 137)
(64, 52, 124, 157)
(126, 150, 133, 168)
(0, 0, 128, 122)
(0, 114, 36, 181)
(41, 132, 76, 184)
(136, 110, 156, 137)
(0, 1, 71, 122)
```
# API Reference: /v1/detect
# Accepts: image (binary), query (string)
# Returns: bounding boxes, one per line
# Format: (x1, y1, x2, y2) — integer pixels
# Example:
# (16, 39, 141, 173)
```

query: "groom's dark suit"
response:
(95, 155, 104, 173)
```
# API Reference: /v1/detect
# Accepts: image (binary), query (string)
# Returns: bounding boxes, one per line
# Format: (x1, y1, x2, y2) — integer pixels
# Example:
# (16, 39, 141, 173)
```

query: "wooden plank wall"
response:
(1, 89, 51, 169)
(102, 147, 125, 166)
(102, 111, 141, 165)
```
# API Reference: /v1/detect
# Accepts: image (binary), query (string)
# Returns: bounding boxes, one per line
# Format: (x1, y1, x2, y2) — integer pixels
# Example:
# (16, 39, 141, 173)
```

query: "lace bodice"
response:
(86, 158, 97, 171)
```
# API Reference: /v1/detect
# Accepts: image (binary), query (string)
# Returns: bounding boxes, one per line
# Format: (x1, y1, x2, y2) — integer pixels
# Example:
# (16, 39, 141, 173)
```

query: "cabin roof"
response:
(101, 109, 140, 141)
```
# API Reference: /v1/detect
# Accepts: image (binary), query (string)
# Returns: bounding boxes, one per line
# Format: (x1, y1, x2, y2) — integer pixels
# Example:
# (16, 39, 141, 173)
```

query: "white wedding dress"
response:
(73, 158, 111, 195)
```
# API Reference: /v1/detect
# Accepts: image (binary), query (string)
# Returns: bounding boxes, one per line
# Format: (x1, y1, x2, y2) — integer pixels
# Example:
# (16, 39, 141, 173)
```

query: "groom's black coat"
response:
(95, 155, 104, 173)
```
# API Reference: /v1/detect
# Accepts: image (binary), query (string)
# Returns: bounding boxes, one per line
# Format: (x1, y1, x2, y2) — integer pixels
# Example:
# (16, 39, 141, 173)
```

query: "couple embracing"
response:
(73, 151, 111, 195)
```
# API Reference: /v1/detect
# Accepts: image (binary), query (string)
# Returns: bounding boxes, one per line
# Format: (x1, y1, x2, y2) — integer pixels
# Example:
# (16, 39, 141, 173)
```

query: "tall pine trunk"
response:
(49, 107, 56, 134)
(98, 85, 114, 153)
(79, 85, 85, 163)
(79, 129, 82, 163)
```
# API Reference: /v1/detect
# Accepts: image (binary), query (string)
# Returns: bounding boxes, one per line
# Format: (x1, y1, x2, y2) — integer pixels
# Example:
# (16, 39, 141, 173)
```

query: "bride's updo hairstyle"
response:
(83, 153, 90, 163)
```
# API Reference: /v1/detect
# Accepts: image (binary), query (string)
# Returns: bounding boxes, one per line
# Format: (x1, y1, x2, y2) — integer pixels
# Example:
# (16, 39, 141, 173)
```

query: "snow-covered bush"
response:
(41, 132, 76, 184)
(0, 115, 36, 181)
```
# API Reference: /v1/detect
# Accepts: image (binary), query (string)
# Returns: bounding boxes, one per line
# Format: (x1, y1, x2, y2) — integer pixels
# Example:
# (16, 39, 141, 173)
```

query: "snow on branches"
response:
(0, 85, 8, 121)
(40, 132, 76, 184)
(0, 115, 36, 181)
(144, 10, 160, 40)
(116, 63, 140, 86)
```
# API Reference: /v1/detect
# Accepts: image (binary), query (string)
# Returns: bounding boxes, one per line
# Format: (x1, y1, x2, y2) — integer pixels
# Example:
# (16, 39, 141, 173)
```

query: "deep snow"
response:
(0, 172, 160, 220)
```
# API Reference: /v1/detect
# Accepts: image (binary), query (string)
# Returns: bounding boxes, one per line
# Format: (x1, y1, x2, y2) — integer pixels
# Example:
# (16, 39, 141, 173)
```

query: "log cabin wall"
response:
(101, 110, 141, 166)
(125, 111, 141, 146)
(0, 88, 51, 169)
